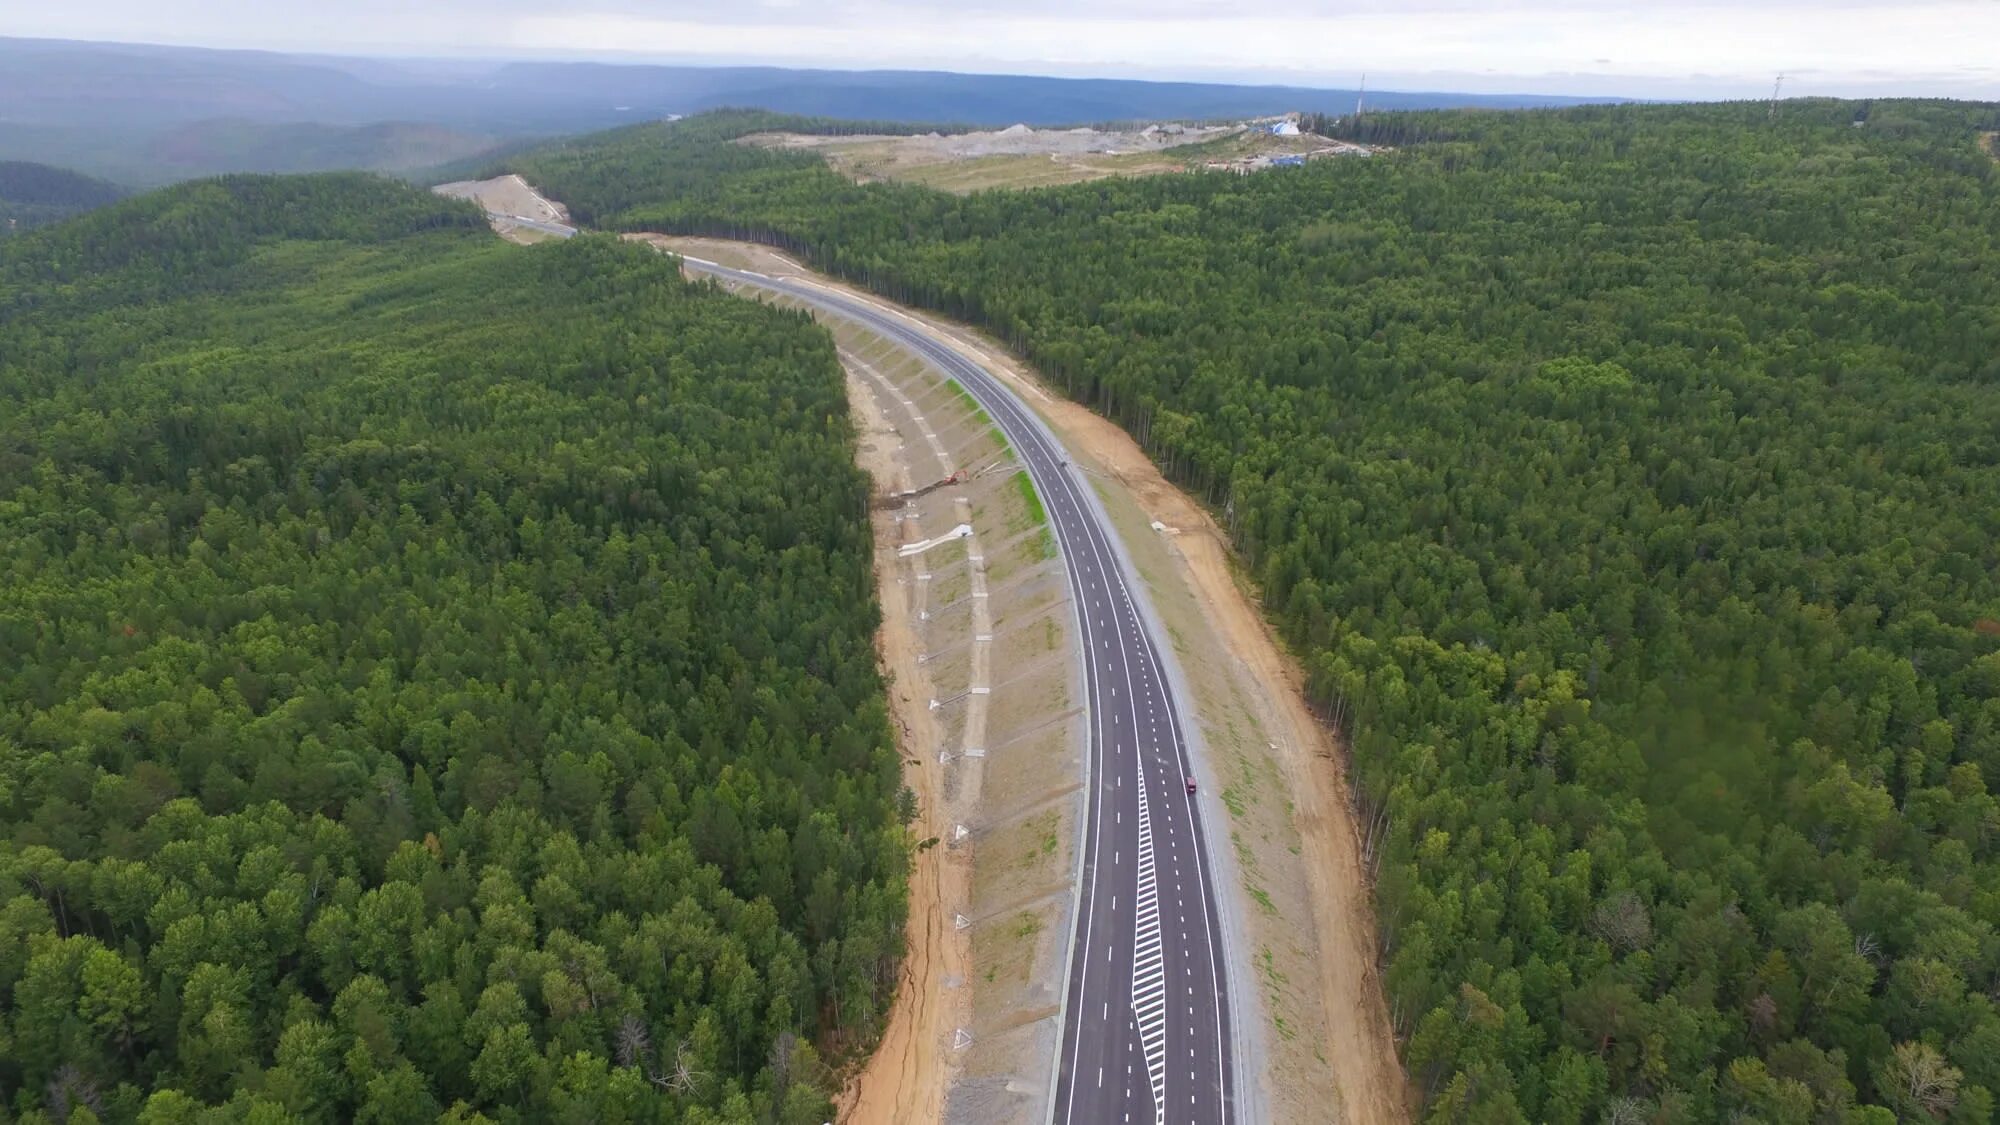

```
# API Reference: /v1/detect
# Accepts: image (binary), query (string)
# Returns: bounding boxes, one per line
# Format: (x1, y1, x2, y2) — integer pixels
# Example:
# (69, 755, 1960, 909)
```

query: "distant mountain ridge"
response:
(0, 36, 1630, 185)
(466, 60, 1619, 128)
(0, 36, 1623, 135)
(143, 120, 500, 177)
(0, 159, 126, 233)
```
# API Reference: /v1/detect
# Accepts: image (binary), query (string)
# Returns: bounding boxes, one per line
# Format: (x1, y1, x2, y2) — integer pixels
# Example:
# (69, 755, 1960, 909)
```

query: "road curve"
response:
(675, 256, 1240, 1125)
(500, 215, 581, 237)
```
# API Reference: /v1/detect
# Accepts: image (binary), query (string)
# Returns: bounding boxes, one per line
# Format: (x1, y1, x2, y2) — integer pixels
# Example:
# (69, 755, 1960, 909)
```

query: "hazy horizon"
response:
(7, 0, 1999, 103)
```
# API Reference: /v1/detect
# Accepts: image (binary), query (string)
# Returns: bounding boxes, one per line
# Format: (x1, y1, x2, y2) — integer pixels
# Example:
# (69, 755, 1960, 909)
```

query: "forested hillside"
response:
(135, 120, 503, 182)
(0, 174, 904, 1122)
(490, 112, 932, 226)
(0, 160, 125, 234)
(512, 101, 2000, 1121)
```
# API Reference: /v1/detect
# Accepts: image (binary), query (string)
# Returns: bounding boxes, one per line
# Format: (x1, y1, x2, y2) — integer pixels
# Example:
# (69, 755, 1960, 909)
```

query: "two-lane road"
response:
(677, 256, 1240, 1125)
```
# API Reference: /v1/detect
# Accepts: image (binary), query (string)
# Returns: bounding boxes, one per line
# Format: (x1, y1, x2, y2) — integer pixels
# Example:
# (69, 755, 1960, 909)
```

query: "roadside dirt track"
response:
(839, 374, 958, 1124)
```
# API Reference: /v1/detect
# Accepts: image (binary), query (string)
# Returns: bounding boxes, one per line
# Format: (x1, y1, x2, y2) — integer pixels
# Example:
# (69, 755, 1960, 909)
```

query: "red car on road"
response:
(1185, 777, 1198, 794)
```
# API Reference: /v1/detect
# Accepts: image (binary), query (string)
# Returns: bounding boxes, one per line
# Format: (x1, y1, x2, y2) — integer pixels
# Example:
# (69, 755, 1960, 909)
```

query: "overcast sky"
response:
(9, 0, 2000, 98)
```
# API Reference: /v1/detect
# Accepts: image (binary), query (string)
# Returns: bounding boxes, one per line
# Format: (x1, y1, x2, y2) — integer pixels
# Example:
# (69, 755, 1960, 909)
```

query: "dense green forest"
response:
(0, 161, 126, 235)
(512, 102, 2000, 1121)
(0, 173, 905, 1122)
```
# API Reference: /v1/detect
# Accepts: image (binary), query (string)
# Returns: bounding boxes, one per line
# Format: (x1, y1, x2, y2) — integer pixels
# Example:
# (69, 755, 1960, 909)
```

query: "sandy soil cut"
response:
(432, 173, 570, 223)
(644, 235, 1412, 1123)
(841, 372, 962, 1125)
(432, 174, 573, 244)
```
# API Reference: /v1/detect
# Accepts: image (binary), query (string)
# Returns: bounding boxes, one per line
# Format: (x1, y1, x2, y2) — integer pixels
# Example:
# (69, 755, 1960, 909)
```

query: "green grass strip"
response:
(1013, 470, 1048, 525)
(945, 376, 1009, 455)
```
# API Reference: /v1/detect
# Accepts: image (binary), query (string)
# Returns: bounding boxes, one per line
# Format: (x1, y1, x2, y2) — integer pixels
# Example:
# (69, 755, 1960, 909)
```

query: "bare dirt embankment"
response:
(745, 124, 1227, 192)
(432, 173, 569, 222)
(431, 174, 572, 243)
(746, 123, 1374, 192)
(842, 370, 960, 1125)
(655, 236, 1411, 1124)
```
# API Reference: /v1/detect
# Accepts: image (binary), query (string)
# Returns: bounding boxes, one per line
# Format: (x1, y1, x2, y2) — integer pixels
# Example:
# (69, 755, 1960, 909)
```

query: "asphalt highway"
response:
(675, 256, 1239, 1125)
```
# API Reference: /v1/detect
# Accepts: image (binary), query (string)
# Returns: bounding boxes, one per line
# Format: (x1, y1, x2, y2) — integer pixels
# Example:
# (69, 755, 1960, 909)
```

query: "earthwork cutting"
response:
(744, 121, 1377, 192)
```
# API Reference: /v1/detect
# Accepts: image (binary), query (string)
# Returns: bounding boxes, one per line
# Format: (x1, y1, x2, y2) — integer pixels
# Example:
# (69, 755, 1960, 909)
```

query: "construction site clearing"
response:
(743, 117, 1379, 193)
